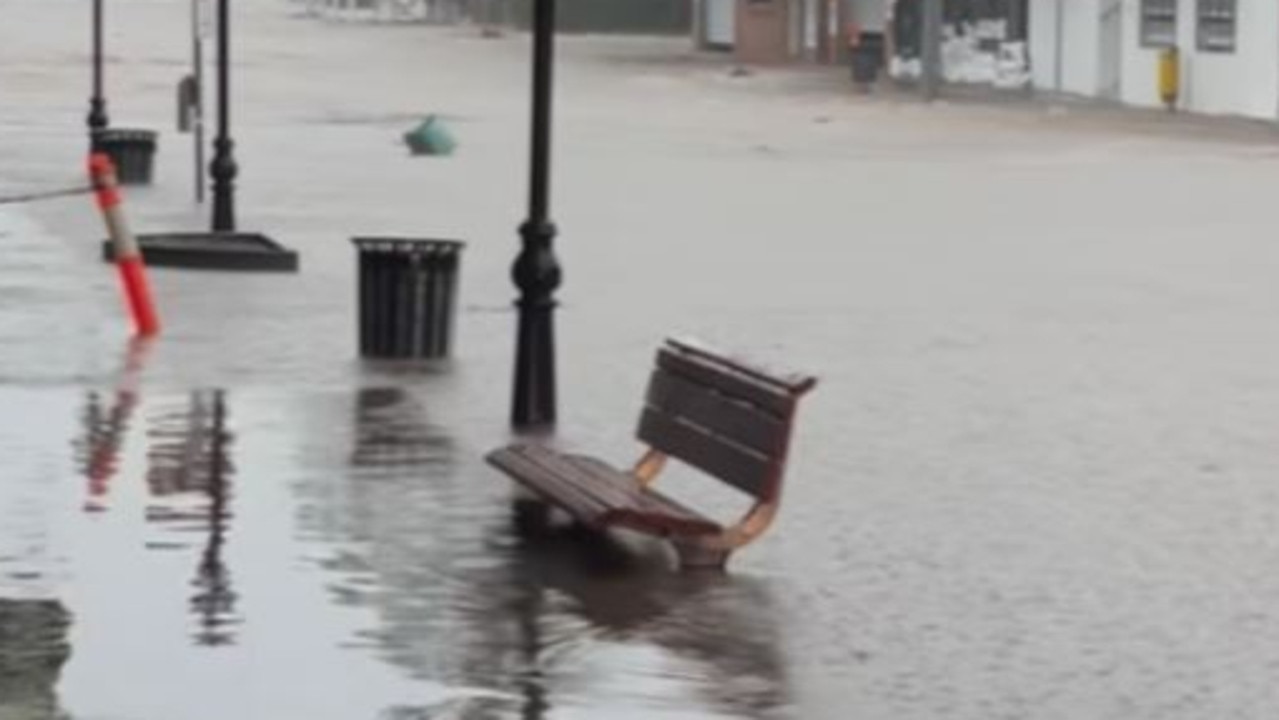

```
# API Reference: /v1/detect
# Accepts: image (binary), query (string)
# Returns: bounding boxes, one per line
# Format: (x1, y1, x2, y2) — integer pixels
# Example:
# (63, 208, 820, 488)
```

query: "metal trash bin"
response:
(850, 31, 885, 87)
(353, 238, 464, 359)
(98, 128, 158, 185)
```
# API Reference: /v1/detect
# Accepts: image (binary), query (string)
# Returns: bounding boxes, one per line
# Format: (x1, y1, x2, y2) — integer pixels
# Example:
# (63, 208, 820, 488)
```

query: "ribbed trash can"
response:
(98, 128, 158, 185)
(850, 32, 886, 87)
(353, 238, 464, 359)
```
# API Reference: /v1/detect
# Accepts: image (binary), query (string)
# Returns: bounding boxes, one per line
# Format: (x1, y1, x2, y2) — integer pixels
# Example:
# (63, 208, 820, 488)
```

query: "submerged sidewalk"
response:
(5, 1, 1279, 718)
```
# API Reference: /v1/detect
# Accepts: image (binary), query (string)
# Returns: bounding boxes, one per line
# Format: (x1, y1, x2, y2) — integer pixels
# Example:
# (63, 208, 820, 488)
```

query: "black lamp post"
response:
(87, 0, 109, 150)
(510, 0, 562, 429)
(210, 0, 236, 232)
(105, 0, 298, 272)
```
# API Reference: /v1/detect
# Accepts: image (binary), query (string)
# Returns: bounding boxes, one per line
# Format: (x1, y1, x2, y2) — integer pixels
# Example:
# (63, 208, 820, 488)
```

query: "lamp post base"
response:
(510, 220, 560, 428)
(101, 231, 298, 272)
(511, 299, 556, 428)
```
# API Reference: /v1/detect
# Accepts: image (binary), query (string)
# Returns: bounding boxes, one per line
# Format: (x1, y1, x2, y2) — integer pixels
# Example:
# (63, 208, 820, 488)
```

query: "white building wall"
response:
(1037, 0, 1279, 119)
(703, 0, 736, 46)
(1029, 0, 1101, 96)
(1119, 0, 1278, 118)
(1028, 0, 1059, 89)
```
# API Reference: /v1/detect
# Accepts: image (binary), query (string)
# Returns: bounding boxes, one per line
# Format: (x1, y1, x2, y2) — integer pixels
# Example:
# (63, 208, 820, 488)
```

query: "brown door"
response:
(735, 0, 793, 64)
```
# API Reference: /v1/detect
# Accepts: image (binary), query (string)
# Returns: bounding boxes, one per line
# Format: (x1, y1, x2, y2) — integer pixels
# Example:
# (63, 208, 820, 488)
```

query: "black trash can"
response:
(851, 31, 886, 86)
(98, 128, 158, 185)
(353, 238, 464, 360)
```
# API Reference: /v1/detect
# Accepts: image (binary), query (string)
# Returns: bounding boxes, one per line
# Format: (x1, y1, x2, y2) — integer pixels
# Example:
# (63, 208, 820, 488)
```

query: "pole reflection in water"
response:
(350, 387, 453, 473)
(512, 580, 549, 720)
(503, 528, 794, 719)
(0, 597, 72, 720)
(74, 338, 153, 512)
(145, 389, 240, 647)
(299, 379, 789, 719)
(378, 527, 793, 718)
(190, 391, 235, 647)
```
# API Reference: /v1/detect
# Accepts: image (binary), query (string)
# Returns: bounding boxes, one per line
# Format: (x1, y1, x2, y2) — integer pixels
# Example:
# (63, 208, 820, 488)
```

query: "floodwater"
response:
(6, 0, 1279, 718)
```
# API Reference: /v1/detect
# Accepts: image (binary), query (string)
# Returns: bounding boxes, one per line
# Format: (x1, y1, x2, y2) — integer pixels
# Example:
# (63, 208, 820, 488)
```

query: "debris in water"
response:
(403, 115, 457, 156)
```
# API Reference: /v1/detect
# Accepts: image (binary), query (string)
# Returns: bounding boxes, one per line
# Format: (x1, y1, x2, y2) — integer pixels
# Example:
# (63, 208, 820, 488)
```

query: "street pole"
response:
(510, 0, 562, 429)
(210, 0, 237, 232)
(1053, 0, 1064, 92)
(87, 0, 109, 151)
(192, 0, 207, 203)
(921, 0, 942, 101)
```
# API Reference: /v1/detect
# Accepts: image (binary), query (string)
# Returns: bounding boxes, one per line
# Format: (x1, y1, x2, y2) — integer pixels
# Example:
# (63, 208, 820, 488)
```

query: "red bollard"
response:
(88, 152, 160, 337)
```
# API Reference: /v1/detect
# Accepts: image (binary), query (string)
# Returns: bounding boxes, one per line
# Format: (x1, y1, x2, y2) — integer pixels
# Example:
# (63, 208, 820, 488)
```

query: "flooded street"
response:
(6, 0, 1279, 717)
(3, 380, 795, 719)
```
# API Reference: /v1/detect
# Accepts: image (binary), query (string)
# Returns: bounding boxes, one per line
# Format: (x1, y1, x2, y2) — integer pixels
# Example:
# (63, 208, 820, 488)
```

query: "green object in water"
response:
(403, 115, 457, 156)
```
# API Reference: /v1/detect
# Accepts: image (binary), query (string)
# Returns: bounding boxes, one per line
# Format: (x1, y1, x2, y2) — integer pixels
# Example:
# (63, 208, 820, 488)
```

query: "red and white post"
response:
(88, 152, 160, 337)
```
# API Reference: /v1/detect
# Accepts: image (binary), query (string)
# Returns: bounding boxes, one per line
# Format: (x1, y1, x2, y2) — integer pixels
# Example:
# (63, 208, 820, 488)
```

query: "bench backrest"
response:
(636, 339, 816, 502)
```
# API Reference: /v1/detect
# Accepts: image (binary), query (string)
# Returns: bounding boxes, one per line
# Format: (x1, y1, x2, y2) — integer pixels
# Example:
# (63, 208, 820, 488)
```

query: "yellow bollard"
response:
(1158, 46, 1180, 111)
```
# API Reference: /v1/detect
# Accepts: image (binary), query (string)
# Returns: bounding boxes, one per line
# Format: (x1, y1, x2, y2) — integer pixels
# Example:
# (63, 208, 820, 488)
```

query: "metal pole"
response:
(526, 0, 553, 225)
(87, 0, 109, 151)
(193, 0, 207, 203)
(1053, 0, 1064, 92)
(921, 0, 942, 100)
(510, 0, 562, 428)
(209, 0, 237, 232)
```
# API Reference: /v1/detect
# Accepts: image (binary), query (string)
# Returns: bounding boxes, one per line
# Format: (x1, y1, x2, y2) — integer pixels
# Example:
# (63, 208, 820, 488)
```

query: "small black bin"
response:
(98, 128, 158, 185)
(353, 238, 464, 360)
(851, 31, 886, 86)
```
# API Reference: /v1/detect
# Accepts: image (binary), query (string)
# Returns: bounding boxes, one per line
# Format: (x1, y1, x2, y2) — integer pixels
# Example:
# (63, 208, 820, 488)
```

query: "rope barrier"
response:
(0, 185, 94, 206)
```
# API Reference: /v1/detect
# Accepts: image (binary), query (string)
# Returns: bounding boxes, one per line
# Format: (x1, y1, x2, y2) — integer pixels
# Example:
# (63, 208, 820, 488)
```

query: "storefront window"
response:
(1139, 0, 1177, 48)
(1196, 0, 1236, 53)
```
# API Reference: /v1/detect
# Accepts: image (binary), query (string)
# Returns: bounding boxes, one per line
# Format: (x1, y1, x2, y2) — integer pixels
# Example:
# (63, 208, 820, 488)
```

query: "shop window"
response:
(1139, 0, 1177, 48)
(1196, 0, 1236, 53)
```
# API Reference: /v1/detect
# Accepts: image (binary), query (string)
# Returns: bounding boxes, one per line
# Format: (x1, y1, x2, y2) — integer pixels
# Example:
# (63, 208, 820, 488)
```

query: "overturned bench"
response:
(486, 338, 816, 570)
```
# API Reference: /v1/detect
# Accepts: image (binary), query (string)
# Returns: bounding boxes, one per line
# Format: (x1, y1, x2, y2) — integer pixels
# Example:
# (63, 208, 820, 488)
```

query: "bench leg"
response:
(673, 541, 731, 571)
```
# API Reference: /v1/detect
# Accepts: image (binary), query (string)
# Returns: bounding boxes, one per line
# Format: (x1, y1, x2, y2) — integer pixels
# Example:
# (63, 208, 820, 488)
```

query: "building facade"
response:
(695, 0, 1277, 119)
(889, 0, 1030, 87)
(1029, 0, 1279, 119)
(694, 0, 889, 63)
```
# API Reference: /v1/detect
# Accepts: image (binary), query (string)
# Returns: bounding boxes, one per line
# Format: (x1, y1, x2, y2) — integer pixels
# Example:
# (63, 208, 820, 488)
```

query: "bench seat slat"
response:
(487, 445, 614, 522)
(487, 444, 722, 537)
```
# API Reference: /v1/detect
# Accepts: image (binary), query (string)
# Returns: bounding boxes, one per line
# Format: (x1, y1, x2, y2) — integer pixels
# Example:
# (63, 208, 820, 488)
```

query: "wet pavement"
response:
(6, 0, 1279, 718)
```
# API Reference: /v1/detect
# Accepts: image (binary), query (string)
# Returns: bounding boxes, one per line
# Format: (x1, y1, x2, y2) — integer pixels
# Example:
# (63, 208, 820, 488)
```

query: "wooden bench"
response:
(486, 338, 817, 570)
